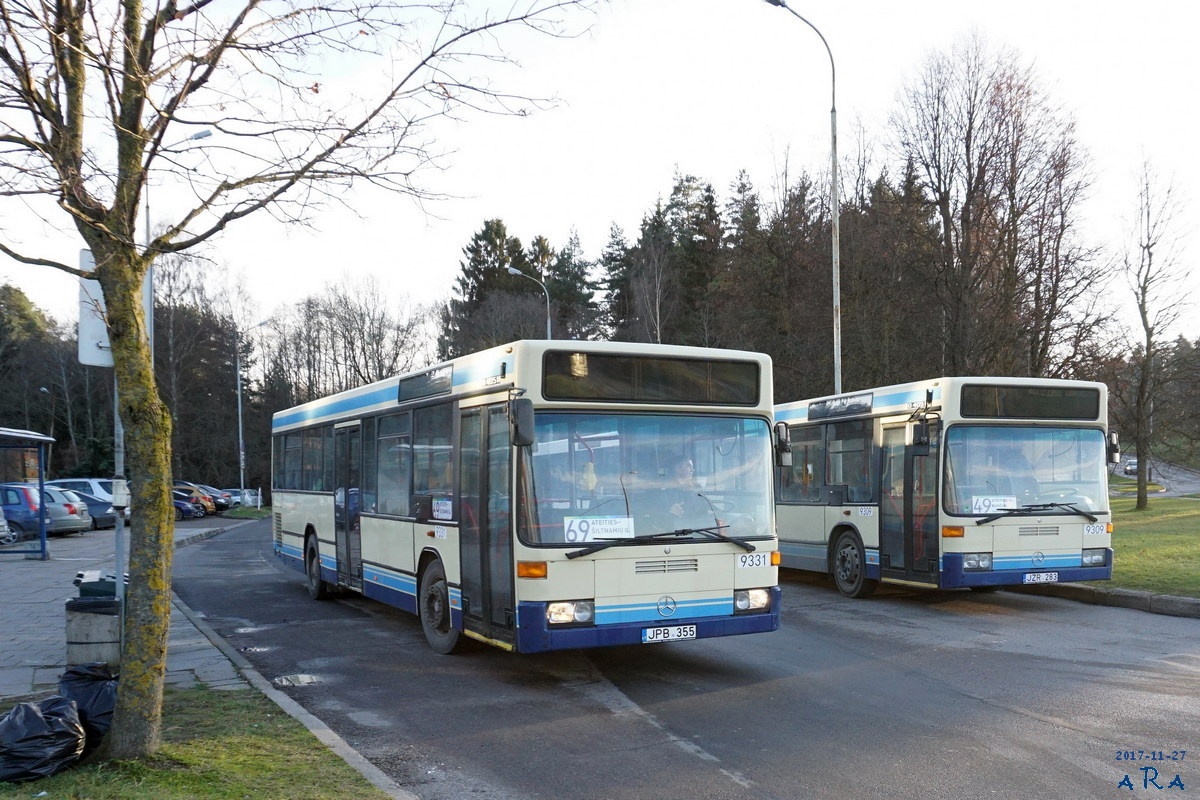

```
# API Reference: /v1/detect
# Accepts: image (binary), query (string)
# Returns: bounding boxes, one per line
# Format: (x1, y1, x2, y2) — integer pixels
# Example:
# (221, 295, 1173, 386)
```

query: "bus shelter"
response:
(0, 426, 54, 561)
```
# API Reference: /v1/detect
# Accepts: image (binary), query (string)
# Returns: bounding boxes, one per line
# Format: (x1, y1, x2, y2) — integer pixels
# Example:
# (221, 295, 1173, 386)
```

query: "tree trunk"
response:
(88, 243, 176, 759)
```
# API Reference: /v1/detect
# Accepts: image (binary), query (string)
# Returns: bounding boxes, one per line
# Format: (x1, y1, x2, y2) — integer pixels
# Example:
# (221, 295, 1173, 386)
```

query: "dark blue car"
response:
(72, 491, 118, 530)
(173, 489, 204, 521)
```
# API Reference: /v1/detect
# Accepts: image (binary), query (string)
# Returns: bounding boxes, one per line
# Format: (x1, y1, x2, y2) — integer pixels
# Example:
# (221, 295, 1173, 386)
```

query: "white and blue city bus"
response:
(774, 376, 1118, 597)
(272, 340, 783, 653)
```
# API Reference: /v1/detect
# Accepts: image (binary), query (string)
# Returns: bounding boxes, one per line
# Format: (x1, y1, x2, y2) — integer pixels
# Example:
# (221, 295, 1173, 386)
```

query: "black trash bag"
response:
(59, 663, 119, 753)
(0, 696, 85, 783)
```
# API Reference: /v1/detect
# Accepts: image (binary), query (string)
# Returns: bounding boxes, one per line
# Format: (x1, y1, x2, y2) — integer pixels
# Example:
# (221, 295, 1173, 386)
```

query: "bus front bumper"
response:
(941, 550, 1113, 588)
(514, 587, 782, 653)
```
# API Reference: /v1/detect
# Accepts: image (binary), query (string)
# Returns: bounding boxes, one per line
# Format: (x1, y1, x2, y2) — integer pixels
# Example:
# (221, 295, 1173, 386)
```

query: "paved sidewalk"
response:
(0, 519, 249, 699)
(0, 518, 413, 798)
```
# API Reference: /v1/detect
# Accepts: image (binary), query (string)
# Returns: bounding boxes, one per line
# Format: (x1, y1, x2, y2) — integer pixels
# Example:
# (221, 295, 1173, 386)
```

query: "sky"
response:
(2, 0, 1197, 340)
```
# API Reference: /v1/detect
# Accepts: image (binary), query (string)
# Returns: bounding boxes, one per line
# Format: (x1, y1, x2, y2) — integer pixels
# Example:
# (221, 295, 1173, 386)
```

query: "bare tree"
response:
(890, 34, 1106, 377)
(0, 0, 592, 758)
(1123, 163, 1191, 509)
(323, 276, 435, 384)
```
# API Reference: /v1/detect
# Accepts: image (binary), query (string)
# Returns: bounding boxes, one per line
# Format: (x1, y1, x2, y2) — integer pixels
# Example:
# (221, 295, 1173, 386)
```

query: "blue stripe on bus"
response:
(272, 355, 512, 432)
(363, 565, 418, 596)
(594, 597, 733, 624)
(992, 553, 1083, 570)
(273, 384, 398, 430)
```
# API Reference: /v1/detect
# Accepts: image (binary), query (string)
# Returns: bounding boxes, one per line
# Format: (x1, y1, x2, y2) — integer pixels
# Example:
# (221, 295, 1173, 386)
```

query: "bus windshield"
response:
(519, 412, 773, 546)
(943, 425, 1109, 516)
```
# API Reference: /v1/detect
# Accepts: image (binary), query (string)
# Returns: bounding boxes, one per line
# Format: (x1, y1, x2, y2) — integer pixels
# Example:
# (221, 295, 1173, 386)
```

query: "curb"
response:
(1009, 582, 1200, 618)
(172, 523, 417, 800)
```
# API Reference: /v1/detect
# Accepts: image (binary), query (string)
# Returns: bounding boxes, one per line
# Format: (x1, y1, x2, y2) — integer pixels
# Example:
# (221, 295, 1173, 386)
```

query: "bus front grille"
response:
(635, 558, 699, 574)
(1018, 526, 1060, 537)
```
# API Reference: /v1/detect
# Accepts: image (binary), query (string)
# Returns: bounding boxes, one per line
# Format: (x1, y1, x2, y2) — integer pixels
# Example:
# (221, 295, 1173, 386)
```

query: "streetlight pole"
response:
(506, 266, 552, 340)
(764, 0, 841, 394)
(237, 320, 269, 507)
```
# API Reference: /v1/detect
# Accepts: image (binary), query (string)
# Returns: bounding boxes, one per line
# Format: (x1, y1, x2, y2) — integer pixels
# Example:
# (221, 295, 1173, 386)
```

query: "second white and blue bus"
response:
(774, 376, 1118, 597)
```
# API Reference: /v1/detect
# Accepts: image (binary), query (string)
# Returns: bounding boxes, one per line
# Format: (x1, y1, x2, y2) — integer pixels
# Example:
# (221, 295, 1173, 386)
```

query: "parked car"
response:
(0, 503, 14, 545)
(172, 489, 205, 521)
(41, 486, 92, 535)
(173, 482, 216, 514)
(46, 478, 131, 521)
(1, 483, 45, 540)
(45, 477, 114, 502)
(198, 484, 232, 513)
(71, 490, 118, 530)
(222, 488, 262, 508)
(0, 483, 90, 537)
(1123, 458, 1139, 475)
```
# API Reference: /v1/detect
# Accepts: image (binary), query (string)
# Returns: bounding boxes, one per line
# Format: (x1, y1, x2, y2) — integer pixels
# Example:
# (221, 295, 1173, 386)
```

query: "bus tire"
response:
(305, 536, 331, 600)
(419, 560, 462, 654)
(831, 529, 877, 599)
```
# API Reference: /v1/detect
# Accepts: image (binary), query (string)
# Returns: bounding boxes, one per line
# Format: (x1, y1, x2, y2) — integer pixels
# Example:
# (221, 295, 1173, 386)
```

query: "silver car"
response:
(40, 485, 92, 536)
(0, 503, 13, 545)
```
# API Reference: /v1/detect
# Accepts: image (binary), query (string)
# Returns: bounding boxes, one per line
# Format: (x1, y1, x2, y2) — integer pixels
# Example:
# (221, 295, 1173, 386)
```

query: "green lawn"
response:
(0, 688, 394, 799)
(1109, 497, 1200, 598)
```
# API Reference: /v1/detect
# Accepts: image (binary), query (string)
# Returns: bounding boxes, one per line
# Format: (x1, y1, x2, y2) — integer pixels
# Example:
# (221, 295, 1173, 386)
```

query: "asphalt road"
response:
(1140, 459, 1200, 496)
(172, 519, 1199, 800)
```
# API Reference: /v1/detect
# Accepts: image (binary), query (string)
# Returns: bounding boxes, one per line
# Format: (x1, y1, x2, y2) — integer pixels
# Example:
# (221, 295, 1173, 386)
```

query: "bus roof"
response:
(774, 376, 1108, 425)
(273, 339, 774, 433)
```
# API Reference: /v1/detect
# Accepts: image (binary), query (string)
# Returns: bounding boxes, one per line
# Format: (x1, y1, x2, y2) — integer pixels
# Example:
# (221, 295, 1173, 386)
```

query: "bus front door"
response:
(880, 427, 939, 586)
(334, 424, 363, 591)
(458, 404, 515, 647)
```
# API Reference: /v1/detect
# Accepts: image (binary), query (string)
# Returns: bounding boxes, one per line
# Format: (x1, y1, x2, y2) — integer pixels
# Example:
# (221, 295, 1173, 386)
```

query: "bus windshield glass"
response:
(518, 412, 773, 546)
(943, 425, 1109, 516)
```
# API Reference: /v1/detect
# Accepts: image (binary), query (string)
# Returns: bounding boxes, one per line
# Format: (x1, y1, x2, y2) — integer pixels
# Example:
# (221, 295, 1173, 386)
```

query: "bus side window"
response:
(778, 425, 823, 503)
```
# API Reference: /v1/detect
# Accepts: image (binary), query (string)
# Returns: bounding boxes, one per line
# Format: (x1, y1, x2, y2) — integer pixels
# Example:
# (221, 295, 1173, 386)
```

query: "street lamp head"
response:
(763, 0, 787, 6)
(505, 266, 523, 277)
(190, 130, 214, 141)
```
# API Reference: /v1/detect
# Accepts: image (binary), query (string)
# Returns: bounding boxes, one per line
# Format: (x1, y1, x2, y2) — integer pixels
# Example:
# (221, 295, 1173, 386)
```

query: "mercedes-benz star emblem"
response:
(1032, 551, 1045, 566)
(657, 595, 678, 617)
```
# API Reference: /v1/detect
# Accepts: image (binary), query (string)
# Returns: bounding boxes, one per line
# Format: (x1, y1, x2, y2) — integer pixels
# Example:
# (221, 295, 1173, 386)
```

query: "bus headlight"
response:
(1082, 549, 1107, 567)
(963, 553, 993, 570)
(734, 588, 770, 612)
(547, 600, 595, 625)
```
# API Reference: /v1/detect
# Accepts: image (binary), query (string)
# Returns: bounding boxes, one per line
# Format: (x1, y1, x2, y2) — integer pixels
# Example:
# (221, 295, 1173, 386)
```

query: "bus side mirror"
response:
(511, 397, 535, 447)
(774, 421, 792, 467)
(1108, 431, 1120, 464)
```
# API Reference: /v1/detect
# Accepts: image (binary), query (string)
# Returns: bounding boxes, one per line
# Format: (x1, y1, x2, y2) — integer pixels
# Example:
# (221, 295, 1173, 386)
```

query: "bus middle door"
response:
(334, 423, 363, 591)
(880, 426, 939, 585)
(458, 404, 515, 646)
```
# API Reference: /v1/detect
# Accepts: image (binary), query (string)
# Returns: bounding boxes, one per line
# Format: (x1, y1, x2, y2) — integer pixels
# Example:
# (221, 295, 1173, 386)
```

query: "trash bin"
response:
(65, 597, 121, 668)
(73, 569, 125, 597)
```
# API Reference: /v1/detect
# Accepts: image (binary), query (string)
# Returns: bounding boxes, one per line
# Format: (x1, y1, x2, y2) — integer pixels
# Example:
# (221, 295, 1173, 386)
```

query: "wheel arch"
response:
(826, 522, 864, 573)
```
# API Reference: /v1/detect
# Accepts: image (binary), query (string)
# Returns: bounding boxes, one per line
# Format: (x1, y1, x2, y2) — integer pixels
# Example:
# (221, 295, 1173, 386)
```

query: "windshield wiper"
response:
(975, 502, 1098, 525)
(566, 525, 756, 560)
(678, 524, 756, 552)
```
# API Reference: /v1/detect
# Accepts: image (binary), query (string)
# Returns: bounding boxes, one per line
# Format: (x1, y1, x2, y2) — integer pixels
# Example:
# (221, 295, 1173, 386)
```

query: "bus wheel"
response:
(419, 560, 462, 654)
(305, 537, 330, 600)
(832, 530, 878, 599)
